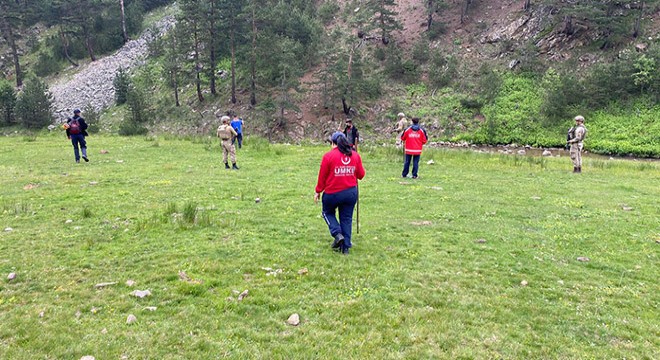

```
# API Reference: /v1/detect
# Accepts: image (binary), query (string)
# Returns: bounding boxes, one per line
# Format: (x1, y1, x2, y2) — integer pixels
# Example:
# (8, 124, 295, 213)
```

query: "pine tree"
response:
(0, 80, 17, 126)
(15, 77, 53, 129)
(0, 0, 24, 86)
(113, 67, 131, 105)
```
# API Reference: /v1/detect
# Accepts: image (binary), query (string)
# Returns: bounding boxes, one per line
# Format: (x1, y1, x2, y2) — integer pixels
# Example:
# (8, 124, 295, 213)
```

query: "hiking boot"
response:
(412, 175, 418, 179)
(341, 247, 350, 255)
(577, 166, 582, 173)
(331, 233, 344, 249)
(573, 166, 578, 173)
(232, 163, 239, 170)
(82, 156, 89, 162)
(225, 163, 230, 169)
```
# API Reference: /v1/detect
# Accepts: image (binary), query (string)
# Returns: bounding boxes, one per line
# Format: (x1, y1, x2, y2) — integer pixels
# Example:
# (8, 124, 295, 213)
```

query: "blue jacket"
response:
(230, 118, 243, 134)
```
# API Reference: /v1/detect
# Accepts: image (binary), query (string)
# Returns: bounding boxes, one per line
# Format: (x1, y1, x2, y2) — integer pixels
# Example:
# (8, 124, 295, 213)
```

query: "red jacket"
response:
(315, 148, 365, 194)
(401, 125, 428, 155)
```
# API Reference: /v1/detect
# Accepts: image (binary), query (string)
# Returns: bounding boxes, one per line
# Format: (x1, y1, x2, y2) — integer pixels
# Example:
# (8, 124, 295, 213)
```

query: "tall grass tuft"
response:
(182, 202, 198, 224)
(81, 206, 93, 218)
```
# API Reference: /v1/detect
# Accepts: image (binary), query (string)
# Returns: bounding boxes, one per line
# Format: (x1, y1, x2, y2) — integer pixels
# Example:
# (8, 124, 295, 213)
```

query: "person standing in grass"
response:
(230, 113, 244, 149)
(567, 115, 587, 173)
(342, 118, 359, 151)
(64, 108, 89, 163)
(395, 112, 408, 148)
(217, 115, 239, 170)
(401, 117, 428, 179)
(315, 132, 366, 255)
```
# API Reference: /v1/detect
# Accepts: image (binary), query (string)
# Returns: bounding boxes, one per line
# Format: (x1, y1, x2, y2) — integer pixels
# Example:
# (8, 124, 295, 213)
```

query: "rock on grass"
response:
(126, 314, 137, 324)
(286, 313, 300, 326)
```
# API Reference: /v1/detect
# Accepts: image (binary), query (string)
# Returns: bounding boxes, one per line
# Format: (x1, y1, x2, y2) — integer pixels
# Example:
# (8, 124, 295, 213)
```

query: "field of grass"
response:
(1, 133, 658, 359)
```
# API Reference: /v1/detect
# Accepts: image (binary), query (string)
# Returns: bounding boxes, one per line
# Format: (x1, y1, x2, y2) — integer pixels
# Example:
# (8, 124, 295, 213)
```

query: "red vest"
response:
(401, 127, 427, 155)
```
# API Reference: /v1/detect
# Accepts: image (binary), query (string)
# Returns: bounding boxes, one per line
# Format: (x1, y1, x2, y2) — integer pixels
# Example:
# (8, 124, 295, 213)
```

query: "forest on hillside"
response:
(1, 0, 659, 156)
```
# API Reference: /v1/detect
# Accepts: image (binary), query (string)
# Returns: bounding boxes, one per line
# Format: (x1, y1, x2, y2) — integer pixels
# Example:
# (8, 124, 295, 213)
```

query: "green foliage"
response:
(411, 39, 430, 64)
(113, 67, 131, 105)
(0, 80, 16, 126)
(318, 0, 340, 24)
(429, 51, 458, 88)
(82, 105, 100, 134)
(126, 84, 151, 124)
(14, 76, 53, 129)
(384, 48, 419, 84)
(118, 119, 148, 136)
(33, 51, 63, 77)
(539, 68, 583, 125)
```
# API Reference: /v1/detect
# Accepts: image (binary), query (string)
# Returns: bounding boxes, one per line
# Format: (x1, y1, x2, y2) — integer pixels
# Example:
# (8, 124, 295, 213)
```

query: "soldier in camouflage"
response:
(567, 115, 587, 173)
(217, 115, 239, 170)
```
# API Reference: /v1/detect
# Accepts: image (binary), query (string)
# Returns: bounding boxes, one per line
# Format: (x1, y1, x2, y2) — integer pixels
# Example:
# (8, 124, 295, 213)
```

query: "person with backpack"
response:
(400, 117, 428, 179)
(567, 115, 587, 173)
(216, 115, 239, 170)
(65, 109, 89, 163)
(342, 118, 359, 151)
(230, 113, 244, 149)
(314, 132, 366, 255)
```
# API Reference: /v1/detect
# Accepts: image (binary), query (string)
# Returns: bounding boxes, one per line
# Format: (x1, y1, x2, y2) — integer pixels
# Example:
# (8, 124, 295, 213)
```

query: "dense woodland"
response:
(0, 0, 659, 156)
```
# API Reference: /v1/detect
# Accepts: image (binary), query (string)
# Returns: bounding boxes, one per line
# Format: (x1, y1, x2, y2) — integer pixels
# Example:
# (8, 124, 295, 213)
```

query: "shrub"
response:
(33, 52, 63, 77)
(318, 1, 340, 24)
(113, 67, 131, 105)
(0, 80, 16, 126)
(15, 76, 53, 129)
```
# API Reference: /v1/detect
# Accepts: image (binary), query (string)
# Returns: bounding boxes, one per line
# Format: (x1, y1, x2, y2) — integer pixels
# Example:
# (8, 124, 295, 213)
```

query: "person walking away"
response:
(395, 112, 409, 148)
(567, 115, 587, 173)
(230, 114, 244, 149)
(401, 117, 428, 179)
(342, 119, 359, 151)
(65, 109, 89, 163)
(315, 132, 366, 255)
(217, 115, 239, 169)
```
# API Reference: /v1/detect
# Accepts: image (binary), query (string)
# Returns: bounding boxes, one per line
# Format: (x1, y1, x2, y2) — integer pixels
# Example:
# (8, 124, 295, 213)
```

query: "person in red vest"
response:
(314, 132, 366, 255)
(401, 117, 428, 179)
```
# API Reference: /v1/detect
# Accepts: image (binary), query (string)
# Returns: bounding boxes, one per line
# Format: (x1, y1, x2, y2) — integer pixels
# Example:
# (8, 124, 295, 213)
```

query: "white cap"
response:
(574, 115, 585, 122)
(221, 116, 230, 122)
(397, 112, 405, 118)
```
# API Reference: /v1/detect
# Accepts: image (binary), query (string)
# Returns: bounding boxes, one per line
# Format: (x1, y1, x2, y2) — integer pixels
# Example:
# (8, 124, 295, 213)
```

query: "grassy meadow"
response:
(0, 133, 658, 359)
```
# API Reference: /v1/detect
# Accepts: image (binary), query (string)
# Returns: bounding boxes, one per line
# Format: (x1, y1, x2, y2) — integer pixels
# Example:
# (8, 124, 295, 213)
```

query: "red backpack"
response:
(69, 119, 81, 134)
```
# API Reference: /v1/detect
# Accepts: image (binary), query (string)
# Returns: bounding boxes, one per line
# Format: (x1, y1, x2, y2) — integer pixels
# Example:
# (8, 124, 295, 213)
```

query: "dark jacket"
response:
(66, 115, 89, 137)
(343, 125, 359, 148)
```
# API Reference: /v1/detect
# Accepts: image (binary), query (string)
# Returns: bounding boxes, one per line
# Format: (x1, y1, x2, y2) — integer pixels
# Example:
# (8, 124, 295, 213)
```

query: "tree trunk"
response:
(250, 6, 257, 106)
(633, 2, 644, 38)
(193, 29, 204, 102)
(120, 0, 128, 43)
(523, 0, 531, 11)
(461, 0, 472, 25)
(0, 15, 22, 87)
(83, 27, 96, 61)
(427, 0, 433, 31)
(59, 26, 79, 66)
(208, 0, 217, 95)
(172, 70, 180, 107)
(231, 28, 237, 104)
(562, 15, 573, 35)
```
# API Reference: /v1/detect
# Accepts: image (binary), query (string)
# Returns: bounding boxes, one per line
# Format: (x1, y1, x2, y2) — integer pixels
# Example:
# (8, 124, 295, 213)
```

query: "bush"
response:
(0, 80, 16, 126)
(318, 1, 340, 24)
(33, 52, 63, 77)
(113, 67, 131, 105)
(82, 105, 101, 134)
(15, 76, 53, 129)
(118, 120, 148, 136)
(429, 51, 458, 88)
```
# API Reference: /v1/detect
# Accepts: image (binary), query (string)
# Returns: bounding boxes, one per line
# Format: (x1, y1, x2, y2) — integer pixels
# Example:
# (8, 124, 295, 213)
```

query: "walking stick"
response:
(356, 184, 360, 234)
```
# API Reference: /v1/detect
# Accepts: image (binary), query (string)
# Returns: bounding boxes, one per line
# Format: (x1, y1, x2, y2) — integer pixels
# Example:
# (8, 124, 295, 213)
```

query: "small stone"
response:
(517, 150, 526, 155)
(7, 272, 16, 281)
(126, 314, 137, 324)
(116, 160, 124, 163)
(286, 313, 300, 326)
(65, 219, 73, 224)
(558, 280, 564, 285)
(126, 280, 136, 287)
(622, 206, 633, 211)
(475, 239, 487, 244)
(90, 307, 100, 314)
(75, 310, 82, 318)
(542, 150, 552, 157)
(100, 150, 109, 154)
(238, 289, 249, 301)
(255, 198, 261, 203)
(144, 306, 157, 311)
(39, 311, 45, 318)
(89, 181, 98, 185)
(427, 159, 435, 165)
(520, 280, 528, 287)
(531, 196, 541, 200)
(130, 290, 151, 298)
(80, 356, 96, 360)
(101, 328, 108, 334)
(232, 289, 241, 295)
(298, 268, 308, 275)
(577, 257, 590, 262)
(3, 227, 12, 232)
(94, 282, 117, 289)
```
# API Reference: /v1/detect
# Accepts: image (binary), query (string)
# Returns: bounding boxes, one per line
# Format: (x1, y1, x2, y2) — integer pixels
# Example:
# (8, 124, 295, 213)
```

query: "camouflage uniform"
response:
(395, 113, 409, 147)
(217, 118, 239, 169)
(568, 116, 587, 173)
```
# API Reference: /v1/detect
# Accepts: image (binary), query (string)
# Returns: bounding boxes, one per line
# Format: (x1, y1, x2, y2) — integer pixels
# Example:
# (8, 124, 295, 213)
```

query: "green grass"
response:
(1, 134, 658, 359)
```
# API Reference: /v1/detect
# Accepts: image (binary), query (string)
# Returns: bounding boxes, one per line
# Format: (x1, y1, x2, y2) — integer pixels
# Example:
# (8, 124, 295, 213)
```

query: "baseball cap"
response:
(329, 131, 345, 143)
(73, 109, 81, 114)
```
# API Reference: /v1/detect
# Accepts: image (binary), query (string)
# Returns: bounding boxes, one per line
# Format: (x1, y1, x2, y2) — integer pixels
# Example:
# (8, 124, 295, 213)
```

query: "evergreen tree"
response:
(15, 77, 54, 129)
(113, 67, 131, 105)
(0, 0, 24, 86)
(0, 80, 17, 126)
